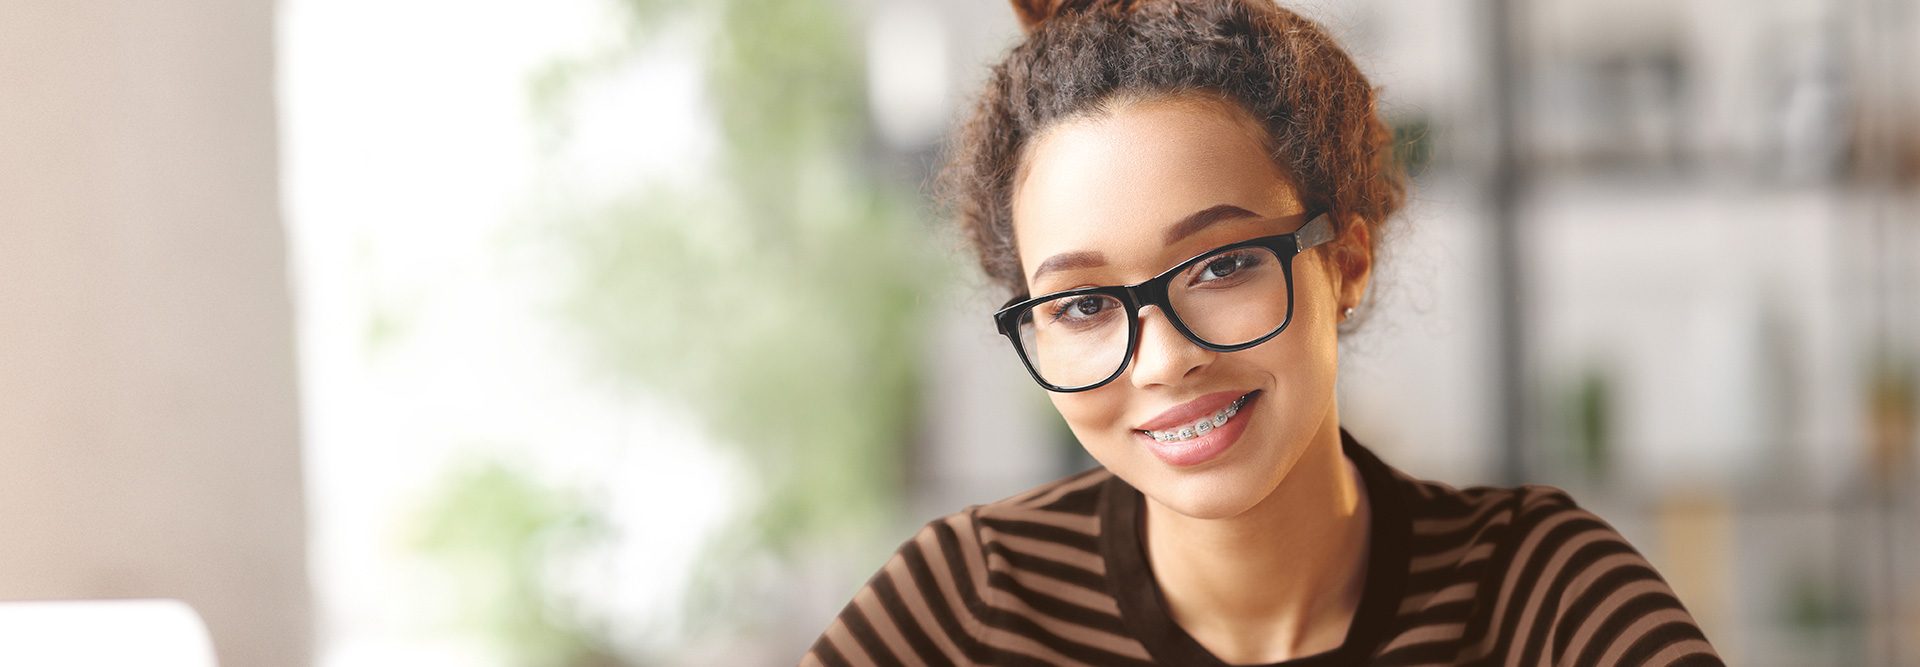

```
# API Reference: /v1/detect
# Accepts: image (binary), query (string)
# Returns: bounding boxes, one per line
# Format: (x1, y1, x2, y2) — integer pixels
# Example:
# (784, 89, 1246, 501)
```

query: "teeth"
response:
(1144, 393, 1251, 443)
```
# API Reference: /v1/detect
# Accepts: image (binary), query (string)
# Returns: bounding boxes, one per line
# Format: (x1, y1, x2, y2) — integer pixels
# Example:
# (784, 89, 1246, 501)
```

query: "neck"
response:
(1142, 411, 1372, 662)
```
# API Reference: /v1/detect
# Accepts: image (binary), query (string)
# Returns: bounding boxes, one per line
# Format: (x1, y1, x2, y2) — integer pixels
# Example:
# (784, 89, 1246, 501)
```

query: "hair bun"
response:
(1009, 0, 1139, 32)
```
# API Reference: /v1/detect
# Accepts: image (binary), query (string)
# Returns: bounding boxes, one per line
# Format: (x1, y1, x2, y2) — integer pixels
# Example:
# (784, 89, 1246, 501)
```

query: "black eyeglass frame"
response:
(992, 212, 1337, 393)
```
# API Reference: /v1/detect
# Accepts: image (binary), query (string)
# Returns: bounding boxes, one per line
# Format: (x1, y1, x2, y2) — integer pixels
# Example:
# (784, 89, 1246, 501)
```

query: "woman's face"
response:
(1009, 95, 1362, 520)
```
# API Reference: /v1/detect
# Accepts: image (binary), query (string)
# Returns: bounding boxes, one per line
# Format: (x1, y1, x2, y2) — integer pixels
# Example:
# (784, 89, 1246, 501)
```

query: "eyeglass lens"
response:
(1013, 244, 1290, 389)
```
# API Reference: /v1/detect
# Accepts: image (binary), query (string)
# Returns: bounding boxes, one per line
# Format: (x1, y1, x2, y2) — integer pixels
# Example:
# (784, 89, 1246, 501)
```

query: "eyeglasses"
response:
(993, 212, 1335, 392)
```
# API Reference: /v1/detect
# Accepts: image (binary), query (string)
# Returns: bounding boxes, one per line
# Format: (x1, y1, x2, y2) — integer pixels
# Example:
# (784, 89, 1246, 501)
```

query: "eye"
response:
(1048, 295, 1120, 327)
(1193, 249, 1266, 284)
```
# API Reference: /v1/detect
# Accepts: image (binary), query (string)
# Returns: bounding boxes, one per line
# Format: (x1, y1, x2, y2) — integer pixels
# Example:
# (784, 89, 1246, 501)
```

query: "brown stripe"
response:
(991, 565, 1123, 616)
(1411, 488, 1514, 528)
(940, 514, 992, 609)
(984, 504, 1101, 534)
(1397, 579, 1479, 615)
(1560, 578, 1680, 662)
(1408, 538, 1496, 574)
(1468, 492, 1587, 654)
(1638, 637, 1722, 666)
(814, 614, 872, 667)
(852, 592, 917, 665)
(988, 531, 1107, 574)
(893, 535, 972, 665)
(867, 563, 946, 664)
(979, 579, 1154, 663)
(1552, 555, 1667, 658)
(1505, 520, 1621, 659)
(1592, 607, 1702, 666)
(1006, 467, 1108, 508)
(1409, 510, 1514, 552)
(1376, 620, 1467, 653)
(984, 546, 1106, 598)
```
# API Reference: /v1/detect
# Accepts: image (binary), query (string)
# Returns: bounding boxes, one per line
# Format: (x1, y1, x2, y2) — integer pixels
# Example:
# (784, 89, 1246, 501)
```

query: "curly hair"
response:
(939, 0, 1406, 319)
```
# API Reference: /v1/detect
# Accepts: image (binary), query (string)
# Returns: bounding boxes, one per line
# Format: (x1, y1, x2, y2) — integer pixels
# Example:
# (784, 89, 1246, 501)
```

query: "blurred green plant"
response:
(1389, 115, 1434, 178)
(1567, 363, 1613, 482)
(407, 453, 624, 667)
(527, 0, 951, 643)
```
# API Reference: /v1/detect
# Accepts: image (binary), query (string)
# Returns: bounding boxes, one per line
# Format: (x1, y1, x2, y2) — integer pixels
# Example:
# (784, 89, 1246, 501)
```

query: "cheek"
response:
(1288, 256, 1344, 342)
(1047, 391, 1130, 452)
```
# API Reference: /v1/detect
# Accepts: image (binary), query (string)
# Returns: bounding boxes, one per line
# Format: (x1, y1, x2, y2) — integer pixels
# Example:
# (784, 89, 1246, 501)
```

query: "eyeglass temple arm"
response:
(1294, 212, 1336, 253)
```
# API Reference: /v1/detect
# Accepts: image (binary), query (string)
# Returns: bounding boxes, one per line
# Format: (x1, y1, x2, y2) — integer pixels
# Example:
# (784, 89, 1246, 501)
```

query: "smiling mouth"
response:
(1137, 391, 1257, 443)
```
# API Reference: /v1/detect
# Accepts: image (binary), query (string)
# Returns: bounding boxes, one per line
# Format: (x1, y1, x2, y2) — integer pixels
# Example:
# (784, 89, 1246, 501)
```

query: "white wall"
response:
(0, 1, 311, 666)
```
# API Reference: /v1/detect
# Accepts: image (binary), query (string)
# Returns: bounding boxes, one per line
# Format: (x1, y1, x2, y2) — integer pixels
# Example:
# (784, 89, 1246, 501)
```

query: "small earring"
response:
(1342, 306, 1355, 321)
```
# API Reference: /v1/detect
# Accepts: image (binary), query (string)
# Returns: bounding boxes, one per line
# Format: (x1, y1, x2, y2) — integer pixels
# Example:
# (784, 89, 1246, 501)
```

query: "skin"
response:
(1008, 92, 1377, 663)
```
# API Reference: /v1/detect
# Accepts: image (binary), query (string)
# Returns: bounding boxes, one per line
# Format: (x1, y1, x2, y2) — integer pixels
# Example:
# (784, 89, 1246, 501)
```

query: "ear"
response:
(1327, 214, 1373, 318)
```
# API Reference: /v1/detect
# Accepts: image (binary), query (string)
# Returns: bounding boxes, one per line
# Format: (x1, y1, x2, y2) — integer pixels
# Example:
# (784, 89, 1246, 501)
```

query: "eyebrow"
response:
(1028, 204, 1264, 282)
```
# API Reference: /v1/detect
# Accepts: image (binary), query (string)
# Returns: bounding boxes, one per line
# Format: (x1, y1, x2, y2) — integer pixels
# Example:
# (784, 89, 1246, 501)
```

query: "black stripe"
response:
(1407, 511, 1514, 553)
(1552, 563, 1662, 658)
(985, 539, 1106, 592)
(974, 606, 1157, 667)
(1618, 620, 1714, 666)
(1453, 489, 1533, 650)
(980, 516, 1100, 552)
(1372, 638, 1462, 665)
(985, 568, 1131, 636)
(869, 565, 953, 666)
(1412, 485, 1509, 517)
(1010, 467, 1104, 506)
(893, 539, 967, 666)
(1515, 538, 1637, 666)
(1670, 651, 1729, 666)
(1409, 486, 1504, 520)
(1405, 540, 1495, 577)
(1484, 501, 1608, 652)
(839, 599, 904, 667)
(1572, 590, 1689, 667)
(1403, 552, 1489, 597)
(1038, 479, 1105, 515)
(808, 633, 854, 667)
(986, 644, 1074, 667)
(1392, 597, 1475, 629)
(928, 519, 1001, 665)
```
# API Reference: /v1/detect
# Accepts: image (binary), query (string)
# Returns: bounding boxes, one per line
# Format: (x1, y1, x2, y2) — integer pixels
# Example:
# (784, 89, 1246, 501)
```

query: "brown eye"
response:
(1060, 296, 1106, 319)
(1045, 294, 1122, 329)
(1191, 249, 1267, 285)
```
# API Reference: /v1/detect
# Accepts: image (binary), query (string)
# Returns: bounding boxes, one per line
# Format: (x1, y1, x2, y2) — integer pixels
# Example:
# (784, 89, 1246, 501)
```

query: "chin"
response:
(1120, 438, 1304, 522)
(1147, 476, 1270, 519)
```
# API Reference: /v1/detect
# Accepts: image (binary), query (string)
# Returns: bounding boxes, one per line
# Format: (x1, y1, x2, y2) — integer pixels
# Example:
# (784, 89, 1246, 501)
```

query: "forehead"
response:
(1009, 95, 1300, 287)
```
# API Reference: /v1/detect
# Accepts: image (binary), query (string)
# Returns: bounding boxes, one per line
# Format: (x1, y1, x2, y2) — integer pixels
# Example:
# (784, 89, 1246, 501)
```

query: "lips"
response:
(1135, 390, 1254, 432)
(1135, 390, 1261, 467)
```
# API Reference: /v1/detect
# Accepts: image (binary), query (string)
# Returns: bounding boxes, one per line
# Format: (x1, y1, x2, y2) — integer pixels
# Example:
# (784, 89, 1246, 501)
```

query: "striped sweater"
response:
(804, 427, 1723, 666)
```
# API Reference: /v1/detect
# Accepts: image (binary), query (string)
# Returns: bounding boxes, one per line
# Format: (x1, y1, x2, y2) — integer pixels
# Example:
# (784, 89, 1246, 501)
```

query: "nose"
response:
(1127, 305, 1214, 389)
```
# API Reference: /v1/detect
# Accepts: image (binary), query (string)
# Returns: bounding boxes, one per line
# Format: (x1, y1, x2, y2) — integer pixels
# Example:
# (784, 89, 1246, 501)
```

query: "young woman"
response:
(806, 1, 1722, 664)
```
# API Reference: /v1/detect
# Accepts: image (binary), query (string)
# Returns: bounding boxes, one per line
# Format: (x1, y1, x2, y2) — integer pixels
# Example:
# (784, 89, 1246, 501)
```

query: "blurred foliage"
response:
(407, 453, 625, 667)
(528, 0, 951, 643)
(1568, 364, 1612, 482)
(1389, 115, 1434, 179)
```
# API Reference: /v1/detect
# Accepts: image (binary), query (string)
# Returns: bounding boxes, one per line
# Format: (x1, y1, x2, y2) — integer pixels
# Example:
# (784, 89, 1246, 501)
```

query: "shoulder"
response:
(900, 464, 1113, 551)
(1388, 464, 1607, 561)
(878, 464, 1115, 599)
(1393, 473, 1665, 597)
(1388, 472, 1723, 665)
(802, 467, 1126, 666)
(974, 465, 1113, 524)
(915, 464, 1114, 587)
